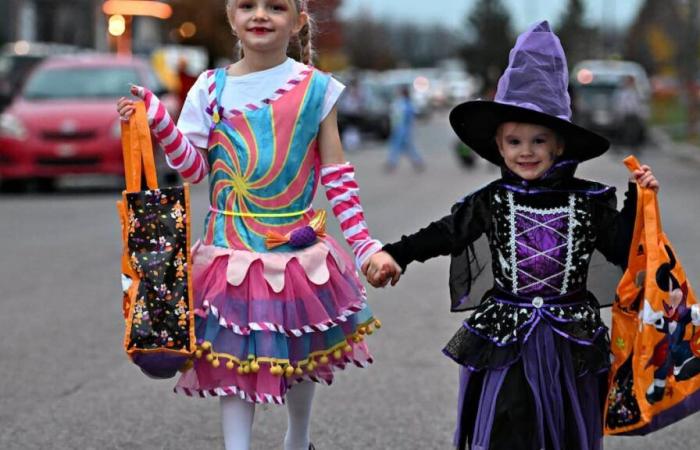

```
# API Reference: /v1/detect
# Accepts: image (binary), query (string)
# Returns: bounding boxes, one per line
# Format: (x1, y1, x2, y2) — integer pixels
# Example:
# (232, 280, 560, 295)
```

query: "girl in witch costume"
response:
(367, 21, 659, 450)
(117, 1, 382, 449)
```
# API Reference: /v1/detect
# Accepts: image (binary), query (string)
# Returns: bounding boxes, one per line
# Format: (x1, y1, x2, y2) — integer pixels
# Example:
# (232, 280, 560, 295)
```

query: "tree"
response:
(556, 0, 596, 67)
(460, 0, 514, 97)
(342, 13, 397, 70)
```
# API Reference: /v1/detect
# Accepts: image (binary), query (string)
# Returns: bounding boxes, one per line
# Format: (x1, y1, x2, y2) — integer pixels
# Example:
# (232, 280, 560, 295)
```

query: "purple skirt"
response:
(448, 322, 608, 450)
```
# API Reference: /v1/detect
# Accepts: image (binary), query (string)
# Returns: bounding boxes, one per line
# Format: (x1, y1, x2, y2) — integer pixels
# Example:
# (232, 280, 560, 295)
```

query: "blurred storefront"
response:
(2, 0, 166, 53)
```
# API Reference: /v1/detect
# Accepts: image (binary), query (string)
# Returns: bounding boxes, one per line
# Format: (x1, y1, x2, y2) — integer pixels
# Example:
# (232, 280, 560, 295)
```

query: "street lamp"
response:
(103, 1, 173, 55)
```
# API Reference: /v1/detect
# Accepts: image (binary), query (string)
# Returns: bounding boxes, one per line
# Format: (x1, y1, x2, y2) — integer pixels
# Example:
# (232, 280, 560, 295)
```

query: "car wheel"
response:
(35, 177, 57, 193)
(0, 178, 28, 194)
(378, 118, 391, 140)
(161, 171, 180, 186)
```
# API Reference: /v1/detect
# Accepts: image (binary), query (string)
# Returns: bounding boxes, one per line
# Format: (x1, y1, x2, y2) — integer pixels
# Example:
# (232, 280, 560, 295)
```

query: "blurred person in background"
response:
(117, 0, 384, 449)
(176, 56, 197, 116)
(385, 85, 425, 172)
(613, 74, 644, 147)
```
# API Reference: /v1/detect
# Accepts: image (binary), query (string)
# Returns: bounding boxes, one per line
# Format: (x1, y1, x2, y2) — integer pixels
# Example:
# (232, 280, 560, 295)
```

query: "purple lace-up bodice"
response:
(465, 185, 604, 347)
(491, 188, 596, 296)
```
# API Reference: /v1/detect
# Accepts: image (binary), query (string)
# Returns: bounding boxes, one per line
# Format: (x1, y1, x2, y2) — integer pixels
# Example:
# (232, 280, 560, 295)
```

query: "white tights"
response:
(220, 381, 316, 450)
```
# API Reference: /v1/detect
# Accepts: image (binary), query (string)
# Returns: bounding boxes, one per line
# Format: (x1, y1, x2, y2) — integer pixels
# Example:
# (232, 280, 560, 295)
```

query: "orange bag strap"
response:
(623, 155, 665, 263)
(121, 101, 158, 193)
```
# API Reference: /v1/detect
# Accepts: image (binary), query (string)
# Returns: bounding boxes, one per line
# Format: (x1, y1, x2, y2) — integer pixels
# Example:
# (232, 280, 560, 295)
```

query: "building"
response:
(2, 0, 165, 53)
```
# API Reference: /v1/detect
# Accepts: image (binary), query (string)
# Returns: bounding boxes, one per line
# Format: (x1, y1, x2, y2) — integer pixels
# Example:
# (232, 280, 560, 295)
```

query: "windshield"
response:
(23, 66, 140, 99)
(573, 84, 619, 109)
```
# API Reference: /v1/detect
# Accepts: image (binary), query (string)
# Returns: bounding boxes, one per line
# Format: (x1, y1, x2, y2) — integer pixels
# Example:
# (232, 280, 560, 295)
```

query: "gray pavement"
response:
(1, 113, 700, 449)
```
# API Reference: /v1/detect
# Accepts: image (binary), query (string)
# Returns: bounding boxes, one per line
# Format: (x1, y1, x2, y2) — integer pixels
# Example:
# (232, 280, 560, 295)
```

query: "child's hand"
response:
(630, 164, 659, 193)
(117, 96, 136, 121)
(363, 251, 401, 288)
(116, 85, 148, 121)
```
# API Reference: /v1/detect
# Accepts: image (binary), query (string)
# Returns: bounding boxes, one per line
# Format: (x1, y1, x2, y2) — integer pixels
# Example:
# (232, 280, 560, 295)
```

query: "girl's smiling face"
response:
(496, 122, 564, 180)
(228, 0, 306, 55)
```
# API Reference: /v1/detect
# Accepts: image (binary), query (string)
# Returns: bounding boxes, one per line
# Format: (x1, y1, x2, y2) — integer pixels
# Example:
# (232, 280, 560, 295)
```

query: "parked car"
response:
(0, 54, 177, 191)
(337, 75, 392, 141)
(570, 59, 651, 145)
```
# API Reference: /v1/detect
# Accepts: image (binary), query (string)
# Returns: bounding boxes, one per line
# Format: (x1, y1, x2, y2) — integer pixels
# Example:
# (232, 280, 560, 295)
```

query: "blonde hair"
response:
(226, 0, 314, 65)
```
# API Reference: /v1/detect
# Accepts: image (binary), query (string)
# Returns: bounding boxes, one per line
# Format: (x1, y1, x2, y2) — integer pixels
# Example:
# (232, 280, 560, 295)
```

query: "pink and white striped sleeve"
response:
(321, 163, 382, 269)
(131, 85, 208, 184)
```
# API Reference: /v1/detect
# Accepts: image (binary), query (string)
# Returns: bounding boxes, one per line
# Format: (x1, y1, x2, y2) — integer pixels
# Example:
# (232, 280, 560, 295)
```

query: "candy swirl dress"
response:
(175, 67, 378, 404)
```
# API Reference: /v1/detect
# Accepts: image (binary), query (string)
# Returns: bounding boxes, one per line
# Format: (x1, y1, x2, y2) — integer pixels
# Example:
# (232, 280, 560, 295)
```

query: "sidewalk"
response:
(650, 126, 700, 165)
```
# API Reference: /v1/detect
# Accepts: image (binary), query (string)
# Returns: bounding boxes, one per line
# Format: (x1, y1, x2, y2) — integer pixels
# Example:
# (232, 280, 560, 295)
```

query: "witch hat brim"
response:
(449, 100, 610, 166)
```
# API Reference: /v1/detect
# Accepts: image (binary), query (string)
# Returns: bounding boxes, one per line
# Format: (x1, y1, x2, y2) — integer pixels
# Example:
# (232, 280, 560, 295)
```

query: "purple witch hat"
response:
(450, 20, 609, 165)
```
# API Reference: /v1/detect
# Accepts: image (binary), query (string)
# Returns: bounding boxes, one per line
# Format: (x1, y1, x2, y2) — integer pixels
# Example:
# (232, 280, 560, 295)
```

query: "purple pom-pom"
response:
(289, 226, 317, 247)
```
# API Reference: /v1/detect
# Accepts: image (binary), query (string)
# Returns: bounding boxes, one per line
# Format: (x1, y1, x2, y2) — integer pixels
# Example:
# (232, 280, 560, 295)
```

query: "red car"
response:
(0, 54, 177, 191)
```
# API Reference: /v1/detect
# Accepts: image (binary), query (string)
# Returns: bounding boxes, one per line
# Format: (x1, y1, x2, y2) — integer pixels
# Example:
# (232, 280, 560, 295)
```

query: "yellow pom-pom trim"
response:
(250, 361, 260, 373)
(374, 319, 382, 329)
(226, 361, 235, 370)
(237, 366, 244, 375)
(195, 349, 203, 358)
(295, 367, 303, 376)
(357, 326, 367, 335)
(285, 365, 295, 377)
(333, 349, 342, 360)
(201, 341, 212, 350)
(206, 354, 215, 362)
(343, 344, 352, 353)
(320, 355, 329, 364)
(212, 359, 221, 368)
(243, 365, 251, 374)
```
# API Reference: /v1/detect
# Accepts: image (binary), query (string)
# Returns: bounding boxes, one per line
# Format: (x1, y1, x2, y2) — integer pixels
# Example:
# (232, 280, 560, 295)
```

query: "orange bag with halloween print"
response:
(116, 102, 196, 379)
(604, 156, 700, 435)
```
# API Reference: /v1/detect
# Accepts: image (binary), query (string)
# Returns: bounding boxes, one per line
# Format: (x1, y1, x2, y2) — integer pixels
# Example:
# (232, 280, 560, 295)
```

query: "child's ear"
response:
(555, 141, 565, 157)
(494, 137, 505, 158)
(293, 11, 309, 35)
(226, 6, 238, 36)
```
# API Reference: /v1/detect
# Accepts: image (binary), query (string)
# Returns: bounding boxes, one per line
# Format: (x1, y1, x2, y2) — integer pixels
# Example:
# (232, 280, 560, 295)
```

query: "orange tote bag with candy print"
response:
(116, 102, 196, 379)
(604, 156, 700, 435)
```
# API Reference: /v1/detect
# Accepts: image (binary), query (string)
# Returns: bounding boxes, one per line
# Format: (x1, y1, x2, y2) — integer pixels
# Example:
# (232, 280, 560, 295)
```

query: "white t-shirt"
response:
(177, 58, 345, 148)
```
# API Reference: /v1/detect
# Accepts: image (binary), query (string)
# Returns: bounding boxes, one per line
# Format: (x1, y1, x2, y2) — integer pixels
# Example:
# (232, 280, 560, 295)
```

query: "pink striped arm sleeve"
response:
(320, 163, 382, 269)
(131, 85, 208, 184)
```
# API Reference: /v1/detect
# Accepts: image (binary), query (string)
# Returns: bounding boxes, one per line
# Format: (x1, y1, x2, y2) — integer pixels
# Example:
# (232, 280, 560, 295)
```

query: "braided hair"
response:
(227, 0, 314, 66)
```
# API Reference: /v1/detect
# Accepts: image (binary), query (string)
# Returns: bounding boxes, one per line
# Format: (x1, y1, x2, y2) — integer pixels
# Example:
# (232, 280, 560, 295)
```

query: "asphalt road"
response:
(1, 112, 699, 449)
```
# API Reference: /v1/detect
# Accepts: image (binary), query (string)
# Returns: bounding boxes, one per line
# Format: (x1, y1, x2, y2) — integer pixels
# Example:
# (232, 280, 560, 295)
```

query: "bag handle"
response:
(121, 101, 158, 193)
(624, 155, 664, 263)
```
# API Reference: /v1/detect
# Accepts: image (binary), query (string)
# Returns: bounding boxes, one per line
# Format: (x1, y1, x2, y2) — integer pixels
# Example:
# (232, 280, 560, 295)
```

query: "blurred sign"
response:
(102, 1, 172, 19)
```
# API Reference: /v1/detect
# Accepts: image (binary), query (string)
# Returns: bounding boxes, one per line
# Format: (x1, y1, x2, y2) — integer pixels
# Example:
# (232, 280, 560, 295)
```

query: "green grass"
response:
(650, 97, 696, 142)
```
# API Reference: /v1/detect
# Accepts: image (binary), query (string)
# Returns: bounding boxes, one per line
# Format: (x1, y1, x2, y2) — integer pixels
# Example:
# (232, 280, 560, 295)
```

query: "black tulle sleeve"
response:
(382, 185, 492, 272)
(593, 182, 638, 269)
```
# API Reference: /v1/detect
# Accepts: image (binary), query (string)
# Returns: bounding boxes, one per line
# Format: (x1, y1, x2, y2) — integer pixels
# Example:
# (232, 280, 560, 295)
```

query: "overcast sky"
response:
(339, 0, 644, 30)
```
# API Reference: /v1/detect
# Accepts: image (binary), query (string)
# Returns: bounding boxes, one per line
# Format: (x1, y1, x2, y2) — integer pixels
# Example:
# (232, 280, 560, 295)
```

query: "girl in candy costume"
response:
(367, 22, 659, 450)
(117, 1, 381, 449)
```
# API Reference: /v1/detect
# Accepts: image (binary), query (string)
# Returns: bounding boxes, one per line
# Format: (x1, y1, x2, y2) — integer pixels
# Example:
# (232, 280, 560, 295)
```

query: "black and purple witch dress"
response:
(383, 20, 640, 450)
(384, 162, 636, 450)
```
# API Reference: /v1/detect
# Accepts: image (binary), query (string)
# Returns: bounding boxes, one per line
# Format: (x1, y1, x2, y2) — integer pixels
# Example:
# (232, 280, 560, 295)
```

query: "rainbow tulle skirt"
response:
(174, 237, 378, 404)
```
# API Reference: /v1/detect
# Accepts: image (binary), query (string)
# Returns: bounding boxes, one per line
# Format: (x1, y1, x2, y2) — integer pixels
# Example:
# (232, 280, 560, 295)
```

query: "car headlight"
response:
(0, 113, 27, 140)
